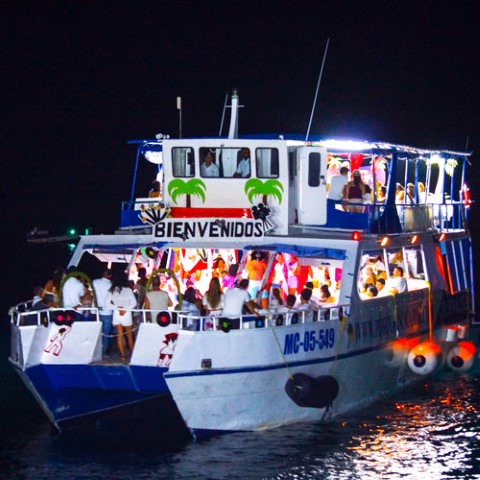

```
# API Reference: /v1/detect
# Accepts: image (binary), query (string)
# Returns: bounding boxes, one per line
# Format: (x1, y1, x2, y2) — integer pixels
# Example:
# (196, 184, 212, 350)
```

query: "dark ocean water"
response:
(1, 327, 480, 480)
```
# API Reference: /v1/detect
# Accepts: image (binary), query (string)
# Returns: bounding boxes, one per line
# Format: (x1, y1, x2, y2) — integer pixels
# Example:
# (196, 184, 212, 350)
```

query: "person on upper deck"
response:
(406, 183, 415, 203)
(200, 151, 220, 177)
(233, 148, 251, 178)
(343, 169, 367, 213)
(327, 166, 349, 208)
(148, 180, 162, 198)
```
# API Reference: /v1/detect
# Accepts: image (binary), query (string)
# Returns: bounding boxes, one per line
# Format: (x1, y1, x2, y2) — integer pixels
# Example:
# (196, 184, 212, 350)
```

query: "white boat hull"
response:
(165, 318, 429, 433)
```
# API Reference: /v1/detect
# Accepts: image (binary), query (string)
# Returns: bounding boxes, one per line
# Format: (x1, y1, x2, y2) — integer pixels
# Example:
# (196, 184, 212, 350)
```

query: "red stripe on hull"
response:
(170, 207, 253, 219)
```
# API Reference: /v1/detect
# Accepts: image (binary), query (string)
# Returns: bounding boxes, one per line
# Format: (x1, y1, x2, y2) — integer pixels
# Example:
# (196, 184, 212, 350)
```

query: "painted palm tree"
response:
(168, 179, 206, 208)
(245, 178, 284, 205)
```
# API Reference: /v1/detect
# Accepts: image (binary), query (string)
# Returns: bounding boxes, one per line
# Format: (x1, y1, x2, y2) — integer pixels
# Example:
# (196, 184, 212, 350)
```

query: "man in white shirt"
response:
(93, 269, 113, 356)
(62, 267, 86, 308)
(200, 151, 219, 177)
(327, 166, 349, 208)
(233, 148, 251, 178)
(385, 266, 407, 294)
(221, 279, 259, 319)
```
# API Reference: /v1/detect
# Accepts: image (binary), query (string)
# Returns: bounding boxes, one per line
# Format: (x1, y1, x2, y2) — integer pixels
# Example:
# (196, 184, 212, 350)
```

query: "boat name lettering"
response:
(154, 219, 264, 240)
(283, 328, 335, 355)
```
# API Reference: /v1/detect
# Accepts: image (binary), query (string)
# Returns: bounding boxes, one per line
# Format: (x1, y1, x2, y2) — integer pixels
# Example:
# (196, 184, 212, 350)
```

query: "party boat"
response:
(9, 91, 478, 433)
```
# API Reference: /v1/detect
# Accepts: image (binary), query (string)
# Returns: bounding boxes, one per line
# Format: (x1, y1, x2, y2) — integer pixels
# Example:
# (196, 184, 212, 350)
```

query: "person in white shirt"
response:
(385, 266, 407, 294)
(233, 148, 251, 178)
(221, 279, 258, 319)
(62, 267, 86, 308)
(93, 269, 113, 356)
(200, 151, 220, 177)
(327, 166, 349, 208)
(104, 272, 137, 360)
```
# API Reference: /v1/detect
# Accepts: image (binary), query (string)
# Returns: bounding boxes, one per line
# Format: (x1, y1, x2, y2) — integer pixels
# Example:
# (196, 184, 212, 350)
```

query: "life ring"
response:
(156, 311, 171, 327)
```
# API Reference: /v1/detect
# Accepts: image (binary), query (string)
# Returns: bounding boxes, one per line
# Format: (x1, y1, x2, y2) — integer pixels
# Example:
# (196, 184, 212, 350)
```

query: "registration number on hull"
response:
(283, 329, 335, 355)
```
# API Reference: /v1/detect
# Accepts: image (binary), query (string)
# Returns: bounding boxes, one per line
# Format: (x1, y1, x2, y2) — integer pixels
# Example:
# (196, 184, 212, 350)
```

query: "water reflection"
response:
(1, 369, 480, 480)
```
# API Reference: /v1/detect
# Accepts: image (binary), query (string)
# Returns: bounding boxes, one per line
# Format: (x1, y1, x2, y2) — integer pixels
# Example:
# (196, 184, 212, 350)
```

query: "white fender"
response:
(407, 341, 442, 376)
(446, 341, 478, 372)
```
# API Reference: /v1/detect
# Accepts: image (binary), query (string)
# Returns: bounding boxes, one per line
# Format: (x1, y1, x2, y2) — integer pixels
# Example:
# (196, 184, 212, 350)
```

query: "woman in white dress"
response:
(104, 272, 137, 360)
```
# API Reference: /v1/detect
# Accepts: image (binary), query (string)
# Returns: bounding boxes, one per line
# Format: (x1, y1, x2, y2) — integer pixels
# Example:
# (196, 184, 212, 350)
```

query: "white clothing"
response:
(327, 174, 348, 201)
(62, 277, 85, 308)
(201, 162, 219, 177)
(386, 276, 407, 294)
(32, 295, 42, 306)
(145, 290, 170, 311)
(203, 293, 224, 315)
(222, 287, 250, 317)
(104, 287, 137, 326)
(235, 158, 250, 177)
(93, 277, 112, 309)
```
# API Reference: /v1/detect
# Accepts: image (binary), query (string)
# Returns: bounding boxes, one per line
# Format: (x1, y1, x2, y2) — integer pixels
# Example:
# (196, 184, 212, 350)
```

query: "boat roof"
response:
(128, 134, 472, 158)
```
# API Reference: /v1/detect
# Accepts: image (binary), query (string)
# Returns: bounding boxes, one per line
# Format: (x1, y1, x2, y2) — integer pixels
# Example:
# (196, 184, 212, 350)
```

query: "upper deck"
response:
(119, 91, 471, 243)
(120, 135, 472, 242)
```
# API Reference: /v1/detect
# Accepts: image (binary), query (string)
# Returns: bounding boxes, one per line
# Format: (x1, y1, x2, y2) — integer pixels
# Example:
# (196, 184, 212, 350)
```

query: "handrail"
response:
(11, 304, 350, 330)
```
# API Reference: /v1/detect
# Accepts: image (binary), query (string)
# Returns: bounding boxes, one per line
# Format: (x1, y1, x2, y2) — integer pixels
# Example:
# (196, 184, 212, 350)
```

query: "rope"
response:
(267, 314, 294, 380)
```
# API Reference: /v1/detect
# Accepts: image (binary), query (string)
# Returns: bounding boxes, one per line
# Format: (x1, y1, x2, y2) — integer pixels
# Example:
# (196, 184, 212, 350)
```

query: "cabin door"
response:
(296, 147, 328, 225)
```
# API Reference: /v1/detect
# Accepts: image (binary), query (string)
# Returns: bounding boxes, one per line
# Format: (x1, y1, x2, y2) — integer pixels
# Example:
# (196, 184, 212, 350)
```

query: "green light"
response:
(69, 228, 77, 235)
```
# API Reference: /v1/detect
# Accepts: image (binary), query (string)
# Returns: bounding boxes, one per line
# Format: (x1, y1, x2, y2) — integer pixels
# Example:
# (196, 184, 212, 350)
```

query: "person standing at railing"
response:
(93, 269, 113, 356)
(203, 277, 224, 316)
(144, 276, 173, 311)
(28, 294, 55, 312)
(62, 266, 87, 309)
(221, 279, 259, 319)
(104, 272, 137, 361)
(342, 169, 366, 213)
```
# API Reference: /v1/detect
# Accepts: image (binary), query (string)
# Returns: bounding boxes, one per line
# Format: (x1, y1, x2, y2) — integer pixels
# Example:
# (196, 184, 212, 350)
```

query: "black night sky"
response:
(2, 1, 480, 306)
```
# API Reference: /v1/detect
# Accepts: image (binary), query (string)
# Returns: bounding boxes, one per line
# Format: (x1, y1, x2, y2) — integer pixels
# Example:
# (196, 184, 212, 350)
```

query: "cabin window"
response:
(308, 153, 321, 187)
(172, 147, 195, 177)
(199, 148, 221, 178)
(198, 147, 251, 178)
(256, 148, 279, 178)
(358, 250, 387, 299)
(403, 246, 428, 291)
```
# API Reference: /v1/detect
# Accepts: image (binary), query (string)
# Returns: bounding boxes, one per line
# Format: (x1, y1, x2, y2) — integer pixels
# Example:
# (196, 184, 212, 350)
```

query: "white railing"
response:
(10, 303, 350, 331)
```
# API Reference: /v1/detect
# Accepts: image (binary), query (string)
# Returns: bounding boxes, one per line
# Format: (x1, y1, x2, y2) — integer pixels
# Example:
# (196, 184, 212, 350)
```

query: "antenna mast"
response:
(305, 38, 330, 143)
(218, 93, 229, 136)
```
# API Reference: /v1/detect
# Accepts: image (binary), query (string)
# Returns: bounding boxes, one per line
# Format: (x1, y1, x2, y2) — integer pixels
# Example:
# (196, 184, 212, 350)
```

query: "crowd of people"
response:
(25, 248, 343, 353)
(327, 162, 429, 214)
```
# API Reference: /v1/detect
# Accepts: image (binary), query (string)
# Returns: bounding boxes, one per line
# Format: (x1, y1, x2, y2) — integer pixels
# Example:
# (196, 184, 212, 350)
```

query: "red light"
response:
(351, 231, 361, 241)
(438, 233, 446, 242)
(380, 236, 389, 247)
(410, 235, 418, 244)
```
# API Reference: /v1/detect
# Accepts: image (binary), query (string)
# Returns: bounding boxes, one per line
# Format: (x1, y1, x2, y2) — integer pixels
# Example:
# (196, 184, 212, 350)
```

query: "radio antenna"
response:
(305, 38, 330, 143)
(218, 93, 229, 136)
